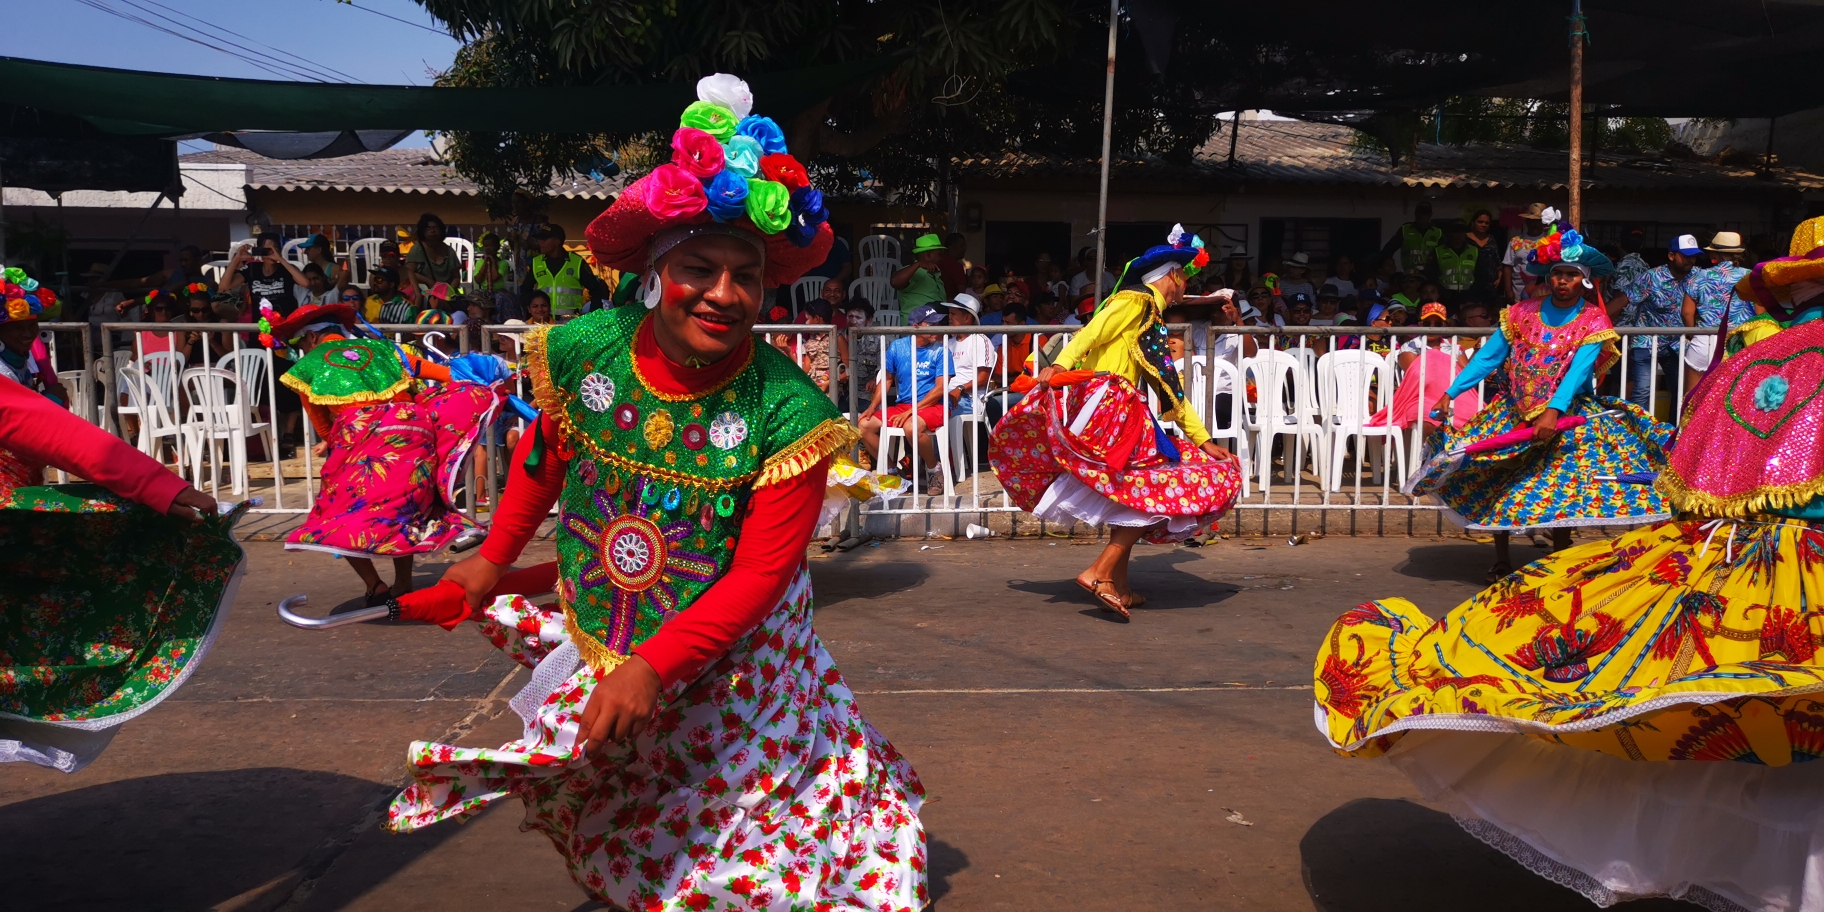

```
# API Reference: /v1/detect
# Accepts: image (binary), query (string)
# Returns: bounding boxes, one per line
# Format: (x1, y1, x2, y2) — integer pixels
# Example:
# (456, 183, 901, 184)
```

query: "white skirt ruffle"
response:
(1386, 730, 1824, 912)
(1032, 474, 1207, 538)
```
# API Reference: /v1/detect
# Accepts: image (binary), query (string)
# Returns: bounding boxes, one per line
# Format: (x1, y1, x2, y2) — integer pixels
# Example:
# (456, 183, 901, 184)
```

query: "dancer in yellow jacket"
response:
(991, 225, 1242, 617)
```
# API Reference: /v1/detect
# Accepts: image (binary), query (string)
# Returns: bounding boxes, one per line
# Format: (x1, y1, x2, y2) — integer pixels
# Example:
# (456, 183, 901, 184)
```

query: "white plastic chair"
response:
(859, 257, 899, 279)
(118, 365, 185, 464)
(849, 277, 897, 315)
(346, 237, 386, 289)
(227, 349, 271, 410)
(137, 349, 186, 407)
(1316, 349, 1407, 492)
(57, 369, 93, 425)
(445, 236, 477, 283)
(181, 367, 273, 495)
(1202, 357, 1253, 498)
(877, 421, 955, 499)
(791, 276, 828, 312)
(871, 309, 903, 327)
(201, 260, 231, 286)
(1243, 349, 1327, 494)
(858, 234, 902, 266)
(281, 238, 309, 269)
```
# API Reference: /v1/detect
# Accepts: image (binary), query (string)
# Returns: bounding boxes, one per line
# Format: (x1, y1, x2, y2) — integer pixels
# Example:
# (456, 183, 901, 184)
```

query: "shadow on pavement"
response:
(929, 835, 968, 901)
(1391, 544, 1495, 587)
(0, 768, 456, 911)
(813, 560, 931, 607)
(1300, 798, 1702, 911)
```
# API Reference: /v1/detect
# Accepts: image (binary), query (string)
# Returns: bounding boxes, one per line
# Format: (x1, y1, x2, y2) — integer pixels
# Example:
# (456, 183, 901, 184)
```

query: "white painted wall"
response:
(1, 162, 248, 211)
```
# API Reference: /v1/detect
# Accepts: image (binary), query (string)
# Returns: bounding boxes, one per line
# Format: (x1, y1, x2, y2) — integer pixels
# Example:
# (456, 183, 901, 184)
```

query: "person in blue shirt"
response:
(859, 304, 953, 486)
(1416, 227, 1674, 580)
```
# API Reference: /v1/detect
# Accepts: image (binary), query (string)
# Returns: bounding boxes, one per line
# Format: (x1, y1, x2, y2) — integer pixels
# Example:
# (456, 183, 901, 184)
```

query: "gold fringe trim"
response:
(544, 384, 763, 492)
(525, 324, 559, 415)
(564, 608, 630, 674)
(755, 418, 860, 488)
(1656, 466, 1824, 519)
(279, 369, 414, 407)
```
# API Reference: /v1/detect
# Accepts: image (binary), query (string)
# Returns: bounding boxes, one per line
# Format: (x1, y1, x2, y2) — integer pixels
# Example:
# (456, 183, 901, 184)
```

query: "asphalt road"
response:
(0, 534, 1704, 911)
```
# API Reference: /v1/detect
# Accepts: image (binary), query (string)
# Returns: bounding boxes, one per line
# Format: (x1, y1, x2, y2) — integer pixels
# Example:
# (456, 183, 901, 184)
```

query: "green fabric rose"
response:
(680, 101, 737, 143)
(744, 179, 791, 234)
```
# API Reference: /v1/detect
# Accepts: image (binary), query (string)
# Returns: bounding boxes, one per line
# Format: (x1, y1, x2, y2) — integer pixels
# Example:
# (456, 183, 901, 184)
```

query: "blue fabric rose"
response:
(704, 168, 750, 221)
(736, 115, 788, 155)
(1755, 375, 1790, 411)
(784, 186, 829, 248)
(723, 135, 764, 179)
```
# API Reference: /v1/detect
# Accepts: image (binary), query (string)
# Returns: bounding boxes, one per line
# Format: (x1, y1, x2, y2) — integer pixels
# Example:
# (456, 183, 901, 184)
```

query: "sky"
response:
(3, 0, 461, 148)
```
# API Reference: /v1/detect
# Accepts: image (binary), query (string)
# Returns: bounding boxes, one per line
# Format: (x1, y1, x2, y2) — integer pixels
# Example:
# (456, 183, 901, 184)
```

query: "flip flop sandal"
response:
(1078, 578, 1130, 618)
(1484, 561, 1513, 584)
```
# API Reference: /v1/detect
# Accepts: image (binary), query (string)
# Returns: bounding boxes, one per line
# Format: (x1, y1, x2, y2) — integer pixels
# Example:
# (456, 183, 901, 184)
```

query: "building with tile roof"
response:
(956, 117, 1824, 282)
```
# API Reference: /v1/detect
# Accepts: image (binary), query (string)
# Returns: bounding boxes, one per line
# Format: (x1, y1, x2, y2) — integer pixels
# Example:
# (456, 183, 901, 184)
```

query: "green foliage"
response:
(418, 0, 1096, 214)
(1420, 97, 1672, 154)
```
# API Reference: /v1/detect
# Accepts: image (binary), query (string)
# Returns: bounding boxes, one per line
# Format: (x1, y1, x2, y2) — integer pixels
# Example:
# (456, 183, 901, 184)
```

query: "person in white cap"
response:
(938, 293, 997, 419)
(1677, 231, 1756, 387)
(1615, 233, 1701, 409)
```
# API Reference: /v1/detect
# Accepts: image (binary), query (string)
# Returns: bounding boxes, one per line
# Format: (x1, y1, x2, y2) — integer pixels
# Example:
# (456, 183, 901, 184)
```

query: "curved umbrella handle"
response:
(276, 594, 389, 630)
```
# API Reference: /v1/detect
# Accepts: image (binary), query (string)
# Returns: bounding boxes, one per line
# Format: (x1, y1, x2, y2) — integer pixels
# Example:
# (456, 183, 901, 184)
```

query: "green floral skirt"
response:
(0, 485, 244, 772)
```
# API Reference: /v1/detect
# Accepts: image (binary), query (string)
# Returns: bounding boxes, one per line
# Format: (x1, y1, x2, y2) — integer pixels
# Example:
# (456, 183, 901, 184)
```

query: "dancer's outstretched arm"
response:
(0, 375, 213, 518)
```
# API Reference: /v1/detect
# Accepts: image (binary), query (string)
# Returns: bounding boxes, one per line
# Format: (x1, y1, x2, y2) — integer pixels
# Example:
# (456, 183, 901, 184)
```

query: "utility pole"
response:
(1568, 0, 1587, 225)
(1094, 0, 1119, 301)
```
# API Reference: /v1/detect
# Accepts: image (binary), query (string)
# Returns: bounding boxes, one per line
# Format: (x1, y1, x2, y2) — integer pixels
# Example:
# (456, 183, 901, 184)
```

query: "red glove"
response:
(394, 562, 560, 630)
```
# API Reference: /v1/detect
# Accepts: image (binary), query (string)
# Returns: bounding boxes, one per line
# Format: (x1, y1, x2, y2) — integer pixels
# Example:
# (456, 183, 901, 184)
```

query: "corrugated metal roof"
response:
(180, 147, 622, 199)
(958, 120, 1824, 193)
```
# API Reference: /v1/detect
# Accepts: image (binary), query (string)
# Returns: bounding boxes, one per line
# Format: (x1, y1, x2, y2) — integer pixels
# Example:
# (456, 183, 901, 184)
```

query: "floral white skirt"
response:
(387, 570, 928, 911)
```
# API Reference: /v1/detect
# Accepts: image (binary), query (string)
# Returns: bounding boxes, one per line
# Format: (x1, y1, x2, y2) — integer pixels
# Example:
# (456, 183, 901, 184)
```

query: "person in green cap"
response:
(891, 232, 948, 318)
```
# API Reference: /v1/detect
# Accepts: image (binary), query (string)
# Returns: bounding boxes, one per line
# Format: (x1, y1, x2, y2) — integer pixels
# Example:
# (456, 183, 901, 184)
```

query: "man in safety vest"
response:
(1433, 220, 1479, 307)
(517, 222, 609, 321)
(473, 231, 521, 319)
(1379, 201, 1442, 275)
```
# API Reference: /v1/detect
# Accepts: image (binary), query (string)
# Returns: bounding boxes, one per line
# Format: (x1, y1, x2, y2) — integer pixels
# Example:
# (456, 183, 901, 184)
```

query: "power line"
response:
(67, 0, 306, 81)
(111, 0, 345, 82)
(133, 0, 364, 83)
(338, 0, 450, 36)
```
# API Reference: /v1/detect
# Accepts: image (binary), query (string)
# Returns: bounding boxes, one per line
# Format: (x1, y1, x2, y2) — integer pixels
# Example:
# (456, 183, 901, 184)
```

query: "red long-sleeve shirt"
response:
(0, 376, 189, 513)
(479, 327, 825, 688)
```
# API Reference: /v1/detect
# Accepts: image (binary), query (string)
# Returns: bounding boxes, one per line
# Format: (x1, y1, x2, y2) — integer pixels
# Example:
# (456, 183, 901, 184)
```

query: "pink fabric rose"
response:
(669, 127, 725, 180)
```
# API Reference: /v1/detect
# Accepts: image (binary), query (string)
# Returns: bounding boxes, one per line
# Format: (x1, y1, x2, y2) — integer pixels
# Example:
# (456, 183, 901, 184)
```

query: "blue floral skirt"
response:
(1408, 393, 1674, 531)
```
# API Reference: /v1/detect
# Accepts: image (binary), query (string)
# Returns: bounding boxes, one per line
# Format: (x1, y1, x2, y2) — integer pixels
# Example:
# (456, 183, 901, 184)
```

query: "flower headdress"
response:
(1522, 211, 1612, 279)
(258, 300, 356, 349)
(0, 267, 54, 324)
(1122, 223, 1210, 288)
(584, 73, 834, 293)
(184, 282, 210, 297)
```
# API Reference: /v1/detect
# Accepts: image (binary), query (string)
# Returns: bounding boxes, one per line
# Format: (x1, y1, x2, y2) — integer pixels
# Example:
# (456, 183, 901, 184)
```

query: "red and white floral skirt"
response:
(386, 569, 928, 911)
(989, 374, 1241, 541)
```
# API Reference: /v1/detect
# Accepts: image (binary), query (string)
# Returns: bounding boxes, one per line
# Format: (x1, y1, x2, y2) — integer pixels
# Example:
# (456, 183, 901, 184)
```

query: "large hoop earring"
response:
(642, 272, 662, 309)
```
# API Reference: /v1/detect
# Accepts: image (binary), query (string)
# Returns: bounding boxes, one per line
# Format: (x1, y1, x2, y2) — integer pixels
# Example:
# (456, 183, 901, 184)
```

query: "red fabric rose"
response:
(759, 153, 810, 190)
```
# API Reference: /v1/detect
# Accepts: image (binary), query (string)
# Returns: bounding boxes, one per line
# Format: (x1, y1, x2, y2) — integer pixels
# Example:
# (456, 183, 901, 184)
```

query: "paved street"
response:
(1, 534, 1703, 911)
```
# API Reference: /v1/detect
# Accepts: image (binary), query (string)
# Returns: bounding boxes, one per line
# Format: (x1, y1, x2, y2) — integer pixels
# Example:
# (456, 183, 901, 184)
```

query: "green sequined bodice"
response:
(529, 306, 852, 670)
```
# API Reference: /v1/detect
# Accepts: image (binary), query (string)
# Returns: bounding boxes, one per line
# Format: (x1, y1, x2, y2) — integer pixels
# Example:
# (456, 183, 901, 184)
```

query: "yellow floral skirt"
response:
(1316, 516, 1824, 764)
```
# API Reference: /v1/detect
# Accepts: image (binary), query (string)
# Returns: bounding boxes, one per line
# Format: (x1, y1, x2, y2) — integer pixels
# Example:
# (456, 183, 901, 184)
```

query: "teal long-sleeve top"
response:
(1444, 299, 1603, 414)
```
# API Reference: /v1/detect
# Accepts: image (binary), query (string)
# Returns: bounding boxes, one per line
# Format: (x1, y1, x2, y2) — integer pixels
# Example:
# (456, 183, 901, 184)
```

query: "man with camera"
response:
(222, 235, 310, 317)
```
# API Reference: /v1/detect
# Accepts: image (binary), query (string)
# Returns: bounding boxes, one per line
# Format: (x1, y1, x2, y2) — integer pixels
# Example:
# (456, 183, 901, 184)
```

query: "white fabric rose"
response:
(696, 74, 754, 120)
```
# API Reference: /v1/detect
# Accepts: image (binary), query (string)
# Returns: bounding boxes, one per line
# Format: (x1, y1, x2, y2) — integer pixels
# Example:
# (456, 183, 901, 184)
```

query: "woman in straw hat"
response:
(1312, 217, 1824, 912)
(394, 74, 926, 911)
